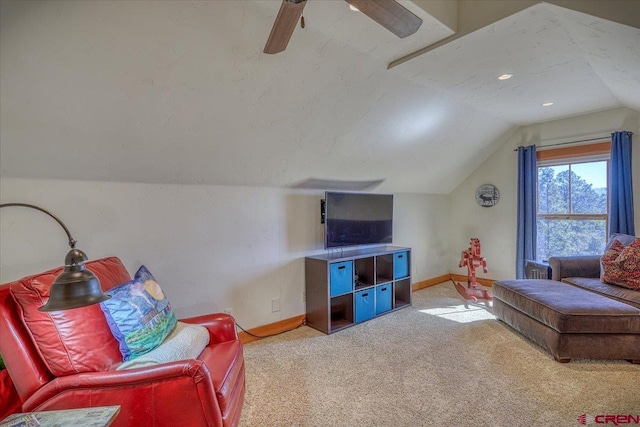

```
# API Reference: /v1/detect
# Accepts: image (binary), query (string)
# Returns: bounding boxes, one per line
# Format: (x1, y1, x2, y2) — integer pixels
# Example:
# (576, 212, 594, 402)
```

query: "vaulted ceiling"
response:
(1, 0, 639, 193)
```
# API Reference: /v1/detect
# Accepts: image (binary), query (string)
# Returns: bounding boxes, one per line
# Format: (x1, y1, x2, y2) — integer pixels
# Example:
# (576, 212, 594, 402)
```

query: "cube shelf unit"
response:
(305, 246, 411, 334)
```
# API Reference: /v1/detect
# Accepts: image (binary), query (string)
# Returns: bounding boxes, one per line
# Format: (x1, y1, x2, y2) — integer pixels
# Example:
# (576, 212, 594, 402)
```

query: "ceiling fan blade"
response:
(264, 0, 307, 54)
(344, 0, 422, 38)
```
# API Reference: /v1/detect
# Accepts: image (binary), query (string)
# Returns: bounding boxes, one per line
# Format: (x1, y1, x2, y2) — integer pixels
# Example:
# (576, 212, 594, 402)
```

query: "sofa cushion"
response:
(100, 266, 177, 361)
(562, 277, 640, 309)
(10, 257, 130, 376)
(493, 279, 640, 334)
(600, 239, 640, 290)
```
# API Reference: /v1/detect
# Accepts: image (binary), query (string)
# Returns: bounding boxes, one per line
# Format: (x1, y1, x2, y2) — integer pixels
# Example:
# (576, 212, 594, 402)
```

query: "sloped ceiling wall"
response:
(0, 1, 638, 194)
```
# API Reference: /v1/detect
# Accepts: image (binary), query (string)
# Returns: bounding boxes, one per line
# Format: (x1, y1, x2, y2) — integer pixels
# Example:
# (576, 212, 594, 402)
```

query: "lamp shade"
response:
(38, 248, 111, 312)
(1, 202, 110, 312)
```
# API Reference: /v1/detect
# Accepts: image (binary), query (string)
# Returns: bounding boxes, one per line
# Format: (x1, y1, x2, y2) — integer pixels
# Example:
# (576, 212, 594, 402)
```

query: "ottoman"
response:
(493, 279, 640, 363)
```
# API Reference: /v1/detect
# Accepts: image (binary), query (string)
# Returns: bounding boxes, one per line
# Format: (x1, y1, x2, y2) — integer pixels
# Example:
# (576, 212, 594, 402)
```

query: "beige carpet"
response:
(240, 283, 640, 426)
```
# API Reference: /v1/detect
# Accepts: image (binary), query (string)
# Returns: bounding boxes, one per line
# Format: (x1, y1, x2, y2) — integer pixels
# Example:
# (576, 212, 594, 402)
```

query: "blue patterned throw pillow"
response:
(100, 266, 177, 361)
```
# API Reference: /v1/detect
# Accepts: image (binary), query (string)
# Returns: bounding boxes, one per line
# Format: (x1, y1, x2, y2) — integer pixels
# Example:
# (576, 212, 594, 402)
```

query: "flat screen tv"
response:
(324, 192, 393, 249)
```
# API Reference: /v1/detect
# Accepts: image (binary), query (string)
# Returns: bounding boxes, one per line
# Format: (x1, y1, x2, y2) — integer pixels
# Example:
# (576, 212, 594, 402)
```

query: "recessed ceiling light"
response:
(349, 4, 359, 11)
(497, 73, 513, 80)
(542, 102, 554, 107)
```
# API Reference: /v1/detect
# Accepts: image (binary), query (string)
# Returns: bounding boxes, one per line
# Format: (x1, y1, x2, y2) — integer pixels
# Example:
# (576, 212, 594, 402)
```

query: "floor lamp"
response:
(0, 203, 110, 311)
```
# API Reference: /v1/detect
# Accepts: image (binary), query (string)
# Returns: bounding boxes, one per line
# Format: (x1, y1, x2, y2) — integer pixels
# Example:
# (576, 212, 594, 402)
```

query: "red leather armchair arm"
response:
(181, 313, 238, 344)
(23, 359, 215, 409)
(21, 359, 223, 426)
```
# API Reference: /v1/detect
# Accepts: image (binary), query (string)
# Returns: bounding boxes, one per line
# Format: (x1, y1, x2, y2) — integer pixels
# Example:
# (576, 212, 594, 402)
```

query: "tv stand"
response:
(305, 246, 411, 334)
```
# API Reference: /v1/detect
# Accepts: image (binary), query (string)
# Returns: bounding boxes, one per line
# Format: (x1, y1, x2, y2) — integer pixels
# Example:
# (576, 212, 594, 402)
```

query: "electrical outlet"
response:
(224, 307, 233, 316)
(271, 298, 280, 313)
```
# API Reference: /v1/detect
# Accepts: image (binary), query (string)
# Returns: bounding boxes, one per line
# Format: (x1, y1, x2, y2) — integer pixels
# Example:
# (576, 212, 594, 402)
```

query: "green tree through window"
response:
(537, 159, 608, 260)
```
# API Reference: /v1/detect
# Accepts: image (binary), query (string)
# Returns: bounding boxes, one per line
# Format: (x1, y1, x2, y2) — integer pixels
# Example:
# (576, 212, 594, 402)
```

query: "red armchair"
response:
(0, 257, 245, 426)
(0, 369, 21, 419)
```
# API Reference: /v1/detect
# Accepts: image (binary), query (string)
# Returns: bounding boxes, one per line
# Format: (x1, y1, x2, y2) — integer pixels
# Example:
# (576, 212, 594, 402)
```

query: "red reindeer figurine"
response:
(452, 238, 492, 303)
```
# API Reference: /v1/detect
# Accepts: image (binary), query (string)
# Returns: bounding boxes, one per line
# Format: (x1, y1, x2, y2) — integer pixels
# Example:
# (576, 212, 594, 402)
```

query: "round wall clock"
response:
(475, 184, 500, 207)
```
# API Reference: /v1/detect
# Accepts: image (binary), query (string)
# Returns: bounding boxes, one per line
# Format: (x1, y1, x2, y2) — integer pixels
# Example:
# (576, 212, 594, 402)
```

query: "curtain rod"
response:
(513, 132, 633, 151)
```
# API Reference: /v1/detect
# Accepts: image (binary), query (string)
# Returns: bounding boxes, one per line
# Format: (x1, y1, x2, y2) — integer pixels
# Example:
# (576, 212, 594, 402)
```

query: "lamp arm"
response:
(0, 203, 77, 249)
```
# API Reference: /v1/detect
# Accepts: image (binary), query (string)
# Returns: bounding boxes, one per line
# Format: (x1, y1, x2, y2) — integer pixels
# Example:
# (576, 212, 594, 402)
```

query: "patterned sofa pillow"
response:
(100, 266, 177, 361)
(600, 233, 636, 278)
(605, 233, 637, 250)
(600, 239, 640, 290)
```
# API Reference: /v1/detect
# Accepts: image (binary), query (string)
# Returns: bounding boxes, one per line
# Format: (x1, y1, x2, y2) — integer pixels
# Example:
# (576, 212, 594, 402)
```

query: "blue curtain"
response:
(516, 145, 537, 279)
(610, 131, 635, 235)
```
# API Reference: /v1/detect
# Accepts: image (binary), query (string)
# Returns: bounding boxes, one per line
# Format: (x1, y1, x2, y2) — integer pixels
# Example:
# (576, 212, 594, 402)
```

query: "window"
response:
(536, 143, 610, 260)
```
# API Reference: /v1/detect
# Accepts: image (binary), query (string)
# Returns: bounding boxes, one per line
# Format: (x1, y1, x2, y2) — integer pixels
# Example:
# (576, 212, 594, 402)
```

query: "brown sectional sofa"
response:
(550, 255, 640, 309)
(493, 255, 640, 363)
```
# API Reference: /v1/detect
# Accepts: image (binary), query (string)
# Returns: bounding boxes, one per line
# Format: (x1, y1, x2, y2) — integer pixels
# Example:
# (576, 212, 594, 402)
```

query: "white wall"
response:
(2, 107, 636, 326)
(0, 178, 449, 328)
(394, 193, 451, 280)
(448, 107, 640, 280)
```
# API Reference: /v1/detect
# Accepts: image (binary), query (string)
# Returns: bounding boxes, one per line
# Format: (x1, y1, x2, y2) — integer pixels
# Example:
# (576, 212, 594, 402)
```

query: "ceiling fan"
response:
(263, 0, 423, 54)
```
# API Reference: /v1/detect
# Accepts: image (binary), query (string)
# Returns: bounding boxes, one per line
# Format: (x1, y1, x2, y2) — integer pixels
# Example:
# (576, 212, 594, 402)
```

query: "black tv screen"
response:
(324, 192, 393, 249)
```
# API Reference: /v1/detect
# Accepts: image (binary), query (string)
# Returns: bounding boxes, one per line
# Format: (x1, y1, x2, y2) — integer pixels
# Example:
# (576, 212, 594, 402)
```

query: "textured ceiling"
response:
(392, 2, 640, 125)
(0, 1, 638, 194)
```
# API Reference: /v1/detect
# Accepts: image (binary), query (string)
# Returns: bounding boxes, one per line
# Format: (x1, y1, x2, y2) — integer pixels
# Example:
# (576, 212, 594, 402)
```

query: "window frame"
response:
(535, 142, 611, 258)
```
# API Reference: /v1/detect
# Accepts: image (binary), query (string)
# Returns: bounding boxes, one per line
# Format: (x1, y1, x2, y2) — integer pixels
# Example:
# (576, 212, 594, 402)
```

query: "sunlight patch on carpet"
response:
(419, 305, 495, 323)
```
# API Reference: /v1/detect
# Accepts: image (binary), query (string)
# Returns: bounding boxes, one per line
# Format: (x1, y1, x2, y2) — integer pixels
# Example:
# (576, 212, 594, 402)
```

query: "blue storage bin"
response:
(330, 261, 353, 297)
(394, 251, 409, 279)
(354, 289, 375, 323)
(375, 284, 392, 315)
